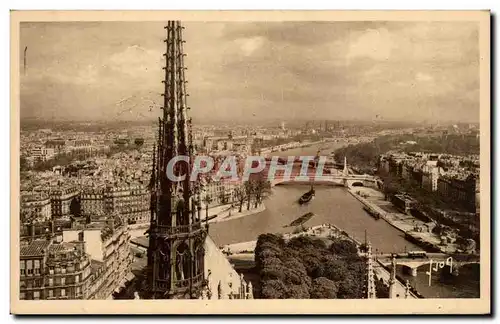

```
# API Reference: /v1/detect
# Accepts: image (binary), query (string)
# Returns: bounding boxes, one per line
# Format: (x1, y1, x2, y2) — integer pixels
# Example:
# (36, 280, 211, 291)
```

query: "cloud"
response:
(235, 36, 266, 56)
(108, 45, 162, 76)
(19, 21, 480, 123)
(347, 28, 394, 62)
(415, 72, 434, 83)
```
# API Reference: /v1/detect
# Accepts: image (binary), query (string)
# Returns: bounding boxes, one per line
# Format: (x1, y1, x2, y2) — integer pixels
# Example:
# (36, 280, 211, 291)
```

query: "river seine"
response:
(208, 141, 480, 298)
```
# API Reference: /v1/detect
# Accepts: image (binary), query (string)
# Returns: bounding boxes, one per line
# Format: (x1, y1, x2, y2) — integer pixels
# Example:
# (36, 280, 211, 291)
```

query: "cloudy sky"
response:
(19, 21, 479, 123)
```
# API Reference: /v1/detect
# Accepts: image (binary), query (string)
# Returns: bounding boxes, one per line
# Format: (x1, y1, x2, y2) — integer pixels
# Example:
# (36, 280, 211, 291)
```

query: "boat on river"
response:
(299, 186, 315, 204)
(363, 206, 380, 220)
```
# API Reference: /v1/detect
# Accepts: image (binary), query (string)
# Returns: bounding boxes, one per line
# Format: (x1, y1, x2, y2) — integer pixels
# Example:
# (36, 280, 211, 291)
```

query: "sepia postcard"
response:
(10, 10, 491, 315)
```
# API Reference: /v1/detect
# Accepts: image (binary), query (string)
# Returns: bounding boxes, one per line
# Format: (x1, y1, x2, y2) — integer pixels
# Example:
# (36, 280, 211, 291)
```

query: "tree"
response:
(330, 239, 358, 256)
(255, 232, 369, 300)
(252, 177, 271, 208)
(322, 258, 349, 282)
(202, 194, 213, 219)
(134, 138, 144, 147)
(310, 277, 338, 299)
(244, 181, 254, 211)
(261, 279, 287, 299)
(217, 190, 228, 205)
(285, 283, 311, 299)
(338, 274, 364, 299)
(233, 184, 246, 213)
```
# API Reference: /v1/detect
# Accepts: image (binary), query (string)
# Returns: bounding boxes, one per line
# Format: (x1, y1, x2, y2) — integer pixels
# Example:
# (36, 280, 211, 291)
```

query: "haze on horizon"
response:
(19, 21, 480, 124)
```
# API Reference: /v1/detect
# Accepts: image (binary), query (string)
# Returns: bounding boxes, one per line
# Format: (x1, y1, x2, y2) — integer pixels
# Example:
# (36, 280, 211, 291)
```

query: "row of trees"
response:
(254, 234, 369, 299)
(200, 177, 272, 218)
(232, 177, 272, 213)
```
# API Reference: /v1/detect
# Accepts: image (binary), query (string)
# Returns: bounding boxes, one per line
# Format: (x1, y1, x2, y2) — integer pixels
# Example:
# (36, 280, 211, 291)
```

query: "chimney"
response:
(29, 223, 35, 238)
(77, 231, 86, 254)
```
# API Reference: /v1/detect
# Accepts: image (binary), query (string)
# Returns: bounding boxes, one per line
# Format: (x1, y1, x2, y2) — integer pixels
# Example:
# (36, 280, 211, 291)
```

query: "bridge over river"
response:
(258, 159, 380, 188)
(374, 253, 480, 277)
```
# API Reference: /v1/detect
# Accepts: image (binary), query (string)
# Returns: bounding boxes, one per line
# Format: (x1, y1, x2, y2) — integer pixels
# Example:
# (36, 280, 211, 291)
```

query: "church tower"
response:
(144, 21, 207, 299)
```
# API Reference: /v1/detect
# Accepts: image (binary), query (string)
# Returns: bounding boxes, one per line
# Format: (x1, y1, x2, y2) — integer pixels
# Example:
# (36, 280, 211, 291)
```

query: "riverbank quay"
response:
(205, 203, 266, 224)
(347, 187, 458, 254)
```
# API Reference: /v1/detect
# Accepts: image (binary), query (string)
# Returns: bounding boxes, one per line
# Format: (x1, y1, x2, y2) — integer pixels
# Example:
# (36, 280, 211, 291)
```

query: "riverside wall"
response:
(347, 189, 445, 253)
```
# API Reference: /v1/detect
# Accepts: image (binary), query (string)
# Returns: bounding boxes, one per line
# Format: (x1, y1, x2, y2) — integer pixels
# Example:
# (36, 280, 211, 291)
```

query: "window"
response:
(26, 260, 33, 275)
(49, 266, 54, 274)
(48, 278, 53, 286)
(60, 289, 66, 297)
(20, 292, 25, 300)
(76, 287, 81, 295)
(20, 260, 25, 276)
(34, 260, 40, 275)
(75, 275, 79, 283)
(48, 290, 53, 298)
(61, 267, 66, 274)
(33, 291, 40, 300)
(20, 281, 25, 288)
(61, 277, 65, 285)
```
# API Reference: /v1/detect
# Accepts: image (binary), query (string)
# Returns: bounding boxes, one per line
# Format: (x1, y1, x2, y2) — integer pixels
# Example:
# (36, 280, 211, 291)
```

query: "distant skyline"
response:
(20, 21, 480, 123)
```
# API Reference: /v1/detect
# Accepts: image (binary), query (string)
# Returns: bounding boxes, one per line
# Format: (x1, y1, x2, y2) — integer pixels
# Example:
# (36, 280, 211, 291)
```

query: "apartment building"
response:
(63, 215, 133, 299)
(50, 186, 80, 218)
(20, 191, 52, 223)
(19, 237, 92, 300)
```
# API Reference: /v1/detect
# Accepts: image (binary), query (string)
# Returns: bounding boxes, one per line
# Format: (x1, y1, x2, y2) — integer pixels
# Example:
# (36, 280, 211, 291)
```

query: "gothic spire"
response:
(366, 242, 376, 299)
(145, 21, 207, 300)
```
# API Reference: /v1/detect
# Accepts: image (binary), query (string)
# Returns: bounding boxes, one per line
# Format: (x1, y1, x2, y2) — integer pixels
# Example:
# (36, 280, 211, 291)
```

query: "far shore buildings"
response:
(202, 133, 253, 155)
(379, 152, 479, 227)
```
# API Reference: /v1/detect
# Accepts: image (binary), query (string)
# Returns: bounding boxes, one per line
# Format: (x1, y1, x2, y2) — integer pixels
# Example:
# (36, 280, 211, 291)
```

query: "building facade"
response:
(20, 192, 52, 223)
(103, 185, 150, 224)
(19, 238, 92, 300)
(19, 241, 50, 300)
(81, 188, 105, 216)
(80, 185, 151, 225)
(63, 215, 133, 300)
(437, 173, 476, 213)
(43, 239, 92, 299)
(50, 187, 80, 218)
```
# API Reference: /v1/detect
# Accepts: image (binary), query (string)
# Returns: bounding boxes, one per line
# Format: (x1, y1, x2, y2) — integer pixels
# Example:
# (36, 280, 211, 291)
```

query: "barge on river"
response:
(363, 206, 380, 220)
